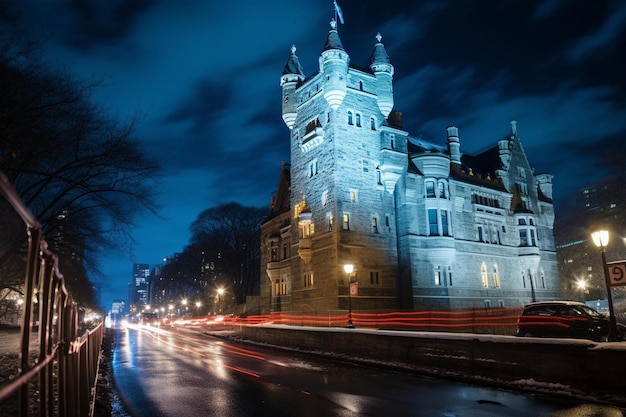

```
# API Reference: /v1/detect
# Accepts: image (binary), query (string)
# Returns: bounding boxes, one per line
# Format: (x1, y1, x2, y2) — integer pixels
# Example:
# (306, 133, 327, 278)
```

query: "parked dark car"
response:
(516, 300, 625, 342)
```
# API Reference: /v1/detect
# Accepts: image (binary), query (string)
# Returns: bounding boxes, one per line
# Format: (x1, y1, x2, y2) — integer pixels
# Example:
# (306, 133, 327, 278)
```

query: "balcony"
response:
(298, 237, 312, 262)
(300, 127, 324, 153)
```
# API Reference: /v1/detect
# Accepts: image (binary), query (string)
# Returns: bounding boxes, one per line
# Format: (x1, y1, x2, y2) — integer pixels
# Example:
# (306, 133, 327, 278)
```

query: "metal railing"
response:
(0, 172, 104, 417)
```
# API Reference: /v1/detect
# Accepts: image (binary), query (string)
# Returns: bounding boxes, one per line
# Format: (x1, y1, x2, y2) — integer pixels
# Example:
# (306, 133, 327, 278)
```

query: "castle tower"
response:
(370, 33, 394, 118)
(273, 18, 400, 314)
(319, 19, 349, 110)
(280, 45, 305, 129)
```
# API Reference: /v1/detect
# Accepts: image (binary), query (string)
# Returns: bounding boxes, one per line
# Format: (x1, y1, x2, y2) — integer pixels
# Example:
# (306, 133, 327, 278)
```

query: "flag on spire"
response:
(334, 0, 345, 24)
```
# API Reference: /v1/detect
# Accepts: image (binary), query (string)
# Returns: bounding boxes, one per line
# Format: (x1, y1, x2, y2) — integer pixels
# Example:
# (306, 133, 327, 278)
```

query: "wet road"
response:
(112, 325, 623, 417)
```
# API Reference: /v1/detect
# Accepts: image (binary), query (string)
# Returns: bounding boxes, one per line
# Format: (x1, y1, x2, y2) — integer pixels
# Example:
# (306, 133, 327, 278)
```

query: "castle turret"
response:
(446, 126, 461, 165)
(319, 19, 349, 110)
(280, 45, 305, 129)
(370, 33, 394, 118)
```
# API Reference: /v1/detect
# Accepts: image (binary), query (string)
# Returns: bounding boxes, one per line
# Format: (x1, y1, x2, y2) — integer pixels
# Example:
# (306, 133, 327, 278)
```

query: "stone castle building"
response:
(260, 19, 560, 314)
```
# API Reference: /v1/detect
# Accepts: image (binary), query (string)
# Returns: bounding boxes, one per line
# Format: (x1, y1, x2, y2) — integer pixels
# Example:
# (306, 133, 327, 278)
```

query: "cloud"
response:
(566, 2, 626, 63)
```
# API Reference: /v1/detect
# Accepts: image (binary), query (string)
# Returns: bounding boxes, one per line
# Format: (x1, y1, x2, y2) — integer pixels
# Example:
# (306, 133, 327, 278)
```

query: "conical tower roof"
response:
(323, 19, 345, 51)
(370, 33, 390, 65)
(282, 45, 305, 77)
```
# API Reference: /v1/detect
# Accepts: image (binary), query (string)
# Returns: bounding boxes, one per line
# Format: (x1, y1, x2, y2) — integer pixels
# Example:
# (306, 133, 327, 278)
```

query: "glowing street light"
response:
(344, 263, 355, 328)
(591, 229, 619, 341)
(195, 301, 202, 316)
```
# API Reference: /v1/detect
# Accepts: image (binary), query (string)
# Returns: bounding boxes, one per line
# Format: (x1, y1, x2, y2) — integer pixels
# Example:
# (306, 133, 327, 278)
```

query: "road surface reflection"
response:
(112, 324, 624, 417)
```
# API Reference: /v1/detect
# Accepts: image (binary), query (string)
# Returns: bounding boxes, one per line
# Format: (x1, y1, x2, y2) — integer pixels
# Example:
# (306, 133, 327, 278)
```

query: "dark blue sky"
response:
(16, 0, 626, 309)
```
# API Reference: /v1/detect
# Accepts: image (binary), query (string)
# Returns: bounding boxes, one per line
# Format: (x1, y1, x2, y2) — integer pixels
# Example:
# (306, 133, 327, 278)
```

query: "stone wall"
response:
(235, 325, 626, 404)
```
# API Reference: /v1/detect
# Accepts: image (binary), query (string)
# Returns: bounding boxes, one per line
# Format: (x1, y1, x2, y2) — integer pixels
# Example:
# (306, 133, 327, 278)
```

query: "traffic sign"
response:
(607, 261, 626, 287)
(349, 282, 358, 296)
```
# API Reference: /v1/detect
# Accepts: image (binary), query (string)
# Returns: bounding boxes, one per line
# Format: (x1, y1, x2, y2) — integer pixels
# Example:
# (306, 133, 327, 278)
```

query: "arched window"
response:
(348, 111, 354, 125)
(426, 181, 436, 198)
(481, 263, 488, 288)
(493, 264, 500, 288)
(370, 117, 376, 130)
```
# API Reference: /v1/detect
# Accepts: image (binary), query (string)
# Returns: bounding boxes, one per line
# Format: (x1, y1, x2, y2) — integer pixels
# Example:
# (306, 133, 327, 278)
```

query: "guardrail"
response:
(0, 172, 104, 417)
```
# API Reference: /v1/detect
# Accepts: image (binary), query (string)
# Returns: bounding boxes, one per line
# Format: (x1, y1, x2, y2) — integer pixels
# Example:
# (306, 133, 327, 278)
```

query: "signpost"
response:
(607, 261, 626, 287)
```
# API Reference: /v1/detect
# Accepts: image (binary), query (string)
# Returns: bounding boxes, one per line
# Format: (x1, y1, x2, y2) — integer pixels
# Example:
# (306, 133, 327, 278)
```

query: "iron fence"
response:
(0, 172, 104, 417)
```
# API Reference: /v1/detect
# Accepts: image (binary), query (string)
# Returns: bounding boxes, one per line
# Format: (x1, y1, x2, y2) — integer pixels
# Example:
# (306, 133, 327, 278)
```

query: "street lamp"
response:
(591, 229, 619, 341)
(217, 288, 225, 313)
(344, 263, 354, 328)
(195, 301, 202, 316)
(576, 279, 587, 303)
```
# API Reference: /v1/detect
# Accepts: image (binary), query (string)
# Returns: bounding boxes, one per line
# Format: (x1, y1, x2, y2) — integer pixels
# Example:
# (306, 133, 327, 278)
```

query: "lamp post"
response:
(217, 288, 225, 313)
(195, 301, 202, 316)
(344, 263, 354, 328)
(591, 230, 619, 341)
(576, 279, 587, 303)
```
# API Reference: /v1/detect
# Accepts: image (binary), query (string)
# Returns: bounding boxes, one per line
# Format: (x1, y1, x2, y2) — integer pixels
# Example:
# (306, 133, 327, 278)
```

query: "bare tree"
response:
(189, 203, 267, 305)
(0, 5, 162, 309)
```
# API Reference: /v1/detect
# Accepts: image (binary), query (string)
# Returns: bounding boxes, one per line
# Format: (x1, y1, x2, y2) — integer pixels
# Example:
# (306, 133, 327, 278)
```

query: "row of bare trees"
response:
(152, 203, 267, 313)
(0, 2, 162, 316)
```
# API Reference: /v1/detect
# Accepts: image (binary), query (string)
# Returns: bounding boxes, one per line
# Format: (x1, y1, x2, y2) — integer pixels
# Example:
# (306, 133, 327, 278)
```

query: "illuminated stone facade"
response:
(260, 20, 560, 314)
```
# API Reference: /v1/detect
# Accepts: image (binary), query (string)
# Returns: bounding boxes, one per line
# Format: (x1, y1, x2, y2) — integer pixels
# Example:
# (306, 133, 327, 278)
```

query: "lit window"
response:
(328, 213, 334, 231)
(304, 273, 314, 287)
(342, 213, 350, 230)
(350, 189, 357, 202)
(493, 264, 500, 288)
(434, 266, 441, 286)
(481, 263, 488, 287)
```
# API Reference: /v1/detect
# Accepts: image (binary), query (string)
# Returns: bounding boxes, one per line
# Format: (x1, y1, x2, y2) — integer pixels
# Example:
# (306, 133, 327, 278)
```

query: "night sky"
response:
(15, 0, 626, 310)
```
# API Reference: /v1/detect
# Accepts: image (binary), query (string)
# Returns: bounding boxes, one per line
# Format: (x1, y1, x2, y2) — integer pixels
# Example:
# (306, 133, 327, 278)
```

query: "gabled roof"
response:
(265, 162, 291, 221)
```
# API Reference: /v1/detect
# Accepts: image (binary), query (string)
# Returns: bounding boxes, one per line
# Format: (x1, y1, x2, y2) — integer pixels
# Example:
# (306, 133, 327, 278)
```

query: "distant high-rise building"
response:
(260, 18, 560, 313)
(133, 263, 150, 305)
